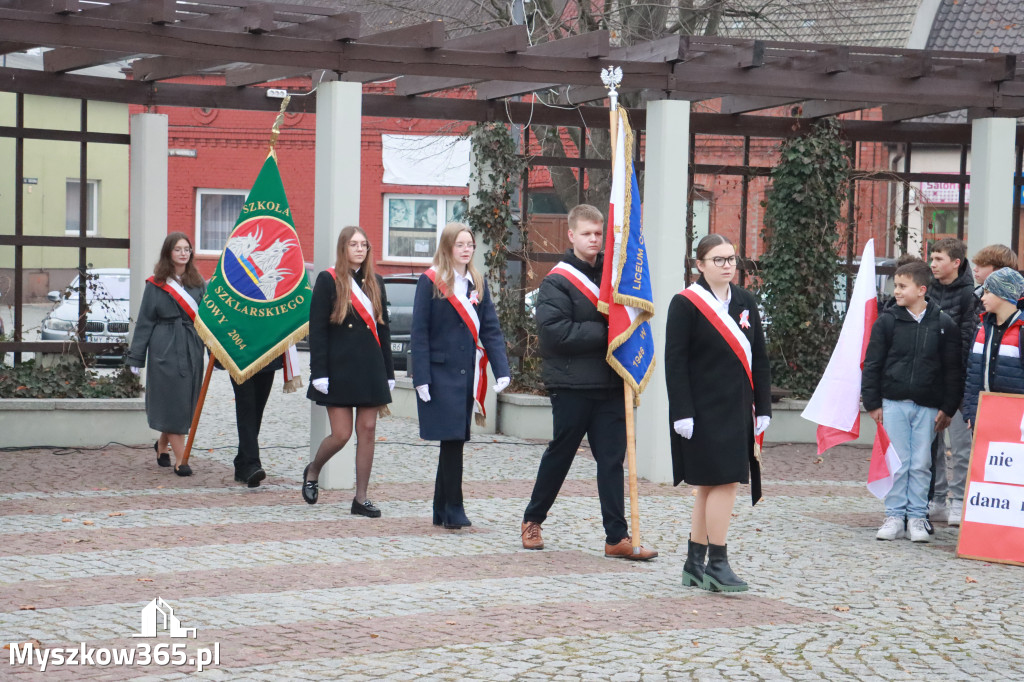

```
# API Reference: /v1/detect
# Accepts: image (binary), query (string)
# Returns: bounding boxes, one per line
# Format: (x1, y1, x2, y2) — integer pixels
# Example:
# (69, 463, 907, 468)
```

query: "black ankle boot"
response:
(442, 503, 471, 529)
(682, 538, 708, 588)
(704, 543, 748, 592)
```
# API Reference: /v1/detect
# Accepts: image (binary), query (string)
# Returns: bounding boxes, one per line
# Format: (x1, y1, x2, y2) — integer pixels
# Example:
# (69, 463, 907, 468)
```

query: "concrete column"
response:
(635, 99, 691, 484)
(128, 113, 168, 374)
(968, 117, 1016, 257)
(311, 81, 362, 490)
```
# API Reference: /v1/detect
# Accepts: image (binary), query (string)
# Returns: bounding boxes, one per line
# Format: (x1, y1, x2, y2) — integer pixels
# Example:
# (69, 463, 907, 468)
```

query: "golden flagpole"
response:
(603, 67, 642, 555)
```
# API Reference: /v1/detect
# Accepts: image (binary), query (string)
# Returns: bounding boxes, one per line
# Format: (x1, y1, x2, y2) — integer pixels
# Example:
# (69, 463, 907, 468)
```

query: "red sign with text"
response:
(956, 392, 1024, 566)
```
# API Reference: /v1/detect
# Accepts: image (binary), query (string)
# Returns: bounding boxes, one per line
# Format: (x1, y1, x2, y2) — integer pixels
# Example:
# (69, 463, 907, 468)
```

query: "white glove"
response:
(312, 377, 329, 394)
(673, 418, 694, 439)
(388, 379, 396, 391)
(494, 376, 510, 393)
(755, 415, 771, 436)
(416, 384, 431, 402)
(129, 366, 140, 376)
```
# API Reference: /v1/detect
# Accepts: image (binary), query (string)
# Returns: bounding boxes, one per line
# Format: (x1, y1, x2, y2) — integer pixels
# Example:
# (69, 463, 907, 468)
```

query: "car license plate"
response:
(88, 335, 119, 344)
(391, 342, 404, 352)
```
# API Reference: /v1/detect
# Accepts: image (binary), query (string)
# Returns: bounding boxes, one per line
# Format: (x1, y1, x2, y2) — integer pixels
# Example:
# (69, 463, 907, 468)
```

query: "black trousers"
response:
(231, 370, 275, 476)
(433, 439, 466, 509)
(523, 388, 628, 544)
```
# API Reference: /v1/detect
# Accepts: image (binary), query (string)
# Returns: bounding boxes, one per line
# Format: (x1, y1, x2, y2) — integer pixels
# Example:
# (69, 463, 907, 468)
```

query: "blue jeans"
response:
(883, 399, 937, 519)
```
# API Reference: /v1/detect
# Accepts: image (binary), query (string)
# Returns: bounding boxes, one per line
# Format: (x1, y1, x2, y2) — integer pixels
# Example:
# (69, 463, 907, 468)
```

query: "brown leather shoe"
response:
(604, 537, 658, 561)
(521, 521, 544, 550)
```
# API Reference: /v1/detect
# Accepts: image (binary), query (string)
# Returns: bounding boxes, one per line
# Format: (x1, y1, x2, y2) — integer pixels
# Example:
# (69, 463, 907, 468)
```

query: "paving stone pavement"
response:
(2, 352, 1023, 680)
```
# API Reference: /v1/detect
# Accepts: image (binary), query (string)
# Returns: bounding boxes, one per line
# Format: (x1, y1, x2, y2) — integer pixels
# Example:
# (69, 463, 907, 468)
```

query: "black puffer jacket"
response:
(930, 259, 982, 368)
(536, 250, 621, 391)
(862, 301, 962, 415)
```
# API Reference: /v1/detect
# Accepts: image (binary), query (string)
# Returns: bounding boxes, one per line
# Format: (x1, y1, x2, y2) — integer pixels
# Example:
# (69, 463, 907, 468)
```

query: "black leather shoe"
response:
(442, 503, 471, 529)
(244, 468, 266, 488)
(173, 463, 192, 477)
(351, 498, 381, 518)
(154, 441, 171, 468)
(301, 464, 318, 504)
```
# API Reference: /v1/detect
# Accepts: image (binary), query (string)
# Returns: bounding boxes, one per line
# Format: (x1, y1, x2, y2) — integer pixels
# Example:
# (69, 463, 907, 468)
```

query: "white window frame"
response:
(382, 193, 468, 263)
(195, 188, 248, 255)
(65, 179, 99, 236)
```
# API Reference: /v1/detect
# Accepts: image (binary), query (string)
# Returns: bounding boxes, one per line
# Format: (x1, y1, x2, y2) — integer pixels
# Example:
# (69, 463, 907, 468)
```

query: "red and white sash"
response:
(426, 267, 490, 419)
(147, 275, 198, 321)
(681, 282, 765, 451)
(549, 261, 600, 310)
(680, 283, 753, 389)
(327, 267, 381, 347)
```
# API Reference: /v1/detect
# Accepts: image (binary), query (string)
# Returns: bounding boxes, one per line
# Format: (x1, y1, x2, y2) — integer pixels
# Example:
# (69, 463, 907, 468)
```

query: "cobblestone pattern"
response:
(2, 357, 1023, 679)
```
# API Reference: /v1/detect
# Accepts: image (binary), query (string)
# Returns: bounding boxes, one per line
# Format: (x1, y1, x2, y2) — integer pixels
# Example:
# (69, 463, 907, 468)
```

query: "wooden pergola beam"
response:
(2, 9, 1024, 113)
(44, 1, 276, 73)
(798, 99, 882, 119)
(136, 11, 362, 82)
(398, 28, 599, 97)
(719, 96, 803, 115)
(477, 34, 687, 102)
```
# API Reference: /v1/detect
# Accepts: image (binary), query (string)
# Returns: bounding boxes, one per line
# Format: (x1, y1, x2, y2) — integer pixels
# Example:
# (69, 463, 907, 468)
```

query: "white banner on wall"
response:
(382, 135, 471, 187)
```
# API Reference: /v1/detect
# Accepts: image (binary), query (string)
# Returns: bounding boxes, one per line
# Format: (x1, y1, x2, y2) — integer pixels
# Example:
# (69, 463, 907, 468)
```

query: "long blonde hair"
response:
(432, 222, 484, 299)
(330, 226, 384, 324)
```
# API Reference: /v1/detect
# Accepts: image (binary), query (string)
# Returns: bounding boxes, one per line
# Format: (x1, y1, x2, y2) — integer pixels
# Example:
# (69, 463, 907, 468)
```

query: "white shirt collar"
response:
(454, 270, 471, 298)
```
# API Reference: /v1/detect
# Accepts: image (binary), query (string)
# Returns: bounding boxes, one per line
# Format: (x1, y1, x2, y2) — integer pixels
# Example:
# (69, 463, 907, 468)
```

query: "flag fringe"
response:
(195, 320, 310, 385)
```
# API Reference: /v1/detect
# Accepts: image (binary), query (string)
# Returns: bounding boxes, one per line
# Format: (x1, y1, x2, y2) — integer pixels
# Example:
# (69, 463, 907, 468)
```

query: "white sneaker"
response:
(948, 499, 963, 527)
(908, 517, 931, 542)
(876, 516, 905, 541)
(928, 499, 949, 523)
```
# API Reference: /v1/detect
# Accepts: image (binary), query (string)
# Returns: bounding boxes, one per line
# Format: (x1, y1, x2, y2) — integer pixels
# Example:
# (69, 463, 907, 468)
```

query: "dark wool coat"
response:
(536, 250, 621, 391)
(126, 279, 206, 434)
(306, 269, 394, 407)
(411, 273, 510, 441)
(665, 278, 772, 490)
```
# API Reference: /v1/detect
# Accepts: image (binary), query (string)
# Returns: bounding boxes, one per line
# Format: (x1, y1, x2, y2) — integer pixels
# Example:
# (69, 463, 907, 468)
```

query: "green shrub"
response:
(0, 359, 142, 399)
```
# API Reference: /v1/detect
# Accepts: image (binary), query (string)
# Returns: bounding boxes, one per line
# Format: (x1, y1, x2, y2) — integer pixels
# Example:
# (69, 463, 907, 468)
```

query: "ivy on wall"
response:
(759, 117, 851, 396)
(465, 122, 543, 392)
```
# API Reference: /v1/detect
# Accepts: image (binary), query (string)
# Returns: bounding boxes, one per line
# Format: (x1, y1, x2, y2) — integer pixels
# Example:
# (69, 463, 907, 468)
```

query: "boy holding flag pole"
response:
(186, 97, 311, 469)
(520, 68, 657, 560)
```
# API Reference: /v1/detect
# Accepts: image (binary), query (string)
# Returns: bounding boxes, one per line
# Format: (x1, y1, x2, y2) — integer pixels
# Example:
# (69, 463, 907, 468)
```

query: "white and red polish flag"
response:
(801, 239, 879, 453)
(866, 425, 902, 499)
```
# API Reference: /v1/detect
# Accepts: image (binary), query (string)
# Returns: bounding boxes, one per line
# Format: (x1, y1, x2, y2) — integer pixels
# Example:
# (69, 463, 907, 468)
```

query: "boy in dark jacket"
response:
(520, 204, 656, 560)
(863, 261, 962, 543)
(927, 238, 979, 524)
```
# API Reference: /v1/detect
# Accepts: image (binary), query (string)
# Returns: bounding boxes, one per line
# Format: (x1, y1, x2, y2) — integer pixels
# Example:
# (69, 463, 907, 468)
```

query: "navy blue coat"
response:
(411, 273, 510, 441)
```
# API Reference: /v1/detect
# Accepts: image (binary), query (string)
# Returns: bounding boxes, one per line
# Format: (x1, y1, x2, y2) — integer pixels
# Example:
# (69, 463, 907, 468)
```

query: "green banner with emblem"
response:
(195, 151, 311, 386)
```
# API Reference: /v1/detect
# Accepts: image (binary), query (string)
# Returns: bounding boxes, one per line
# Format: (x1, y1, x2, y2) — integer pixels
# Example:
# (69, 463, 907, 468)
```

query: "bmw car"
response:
(41, 268, 131, 363)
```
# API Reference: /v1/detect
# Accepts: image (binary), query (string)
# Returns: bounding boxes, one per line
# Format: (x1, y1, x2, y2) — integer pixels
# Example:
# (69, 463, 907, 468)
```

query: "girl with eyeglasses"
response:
(410, 222, 510, 529)
(126, 232, 207, 477)
(303, 226, 395, 517)
(664, 233, 772, 592)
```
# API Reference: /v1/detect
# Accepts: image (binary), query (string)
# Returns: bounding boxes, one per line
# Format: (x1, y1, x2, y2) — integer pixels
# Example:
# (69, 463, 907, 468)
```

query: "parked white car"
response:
(41, 268, 131, 363)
